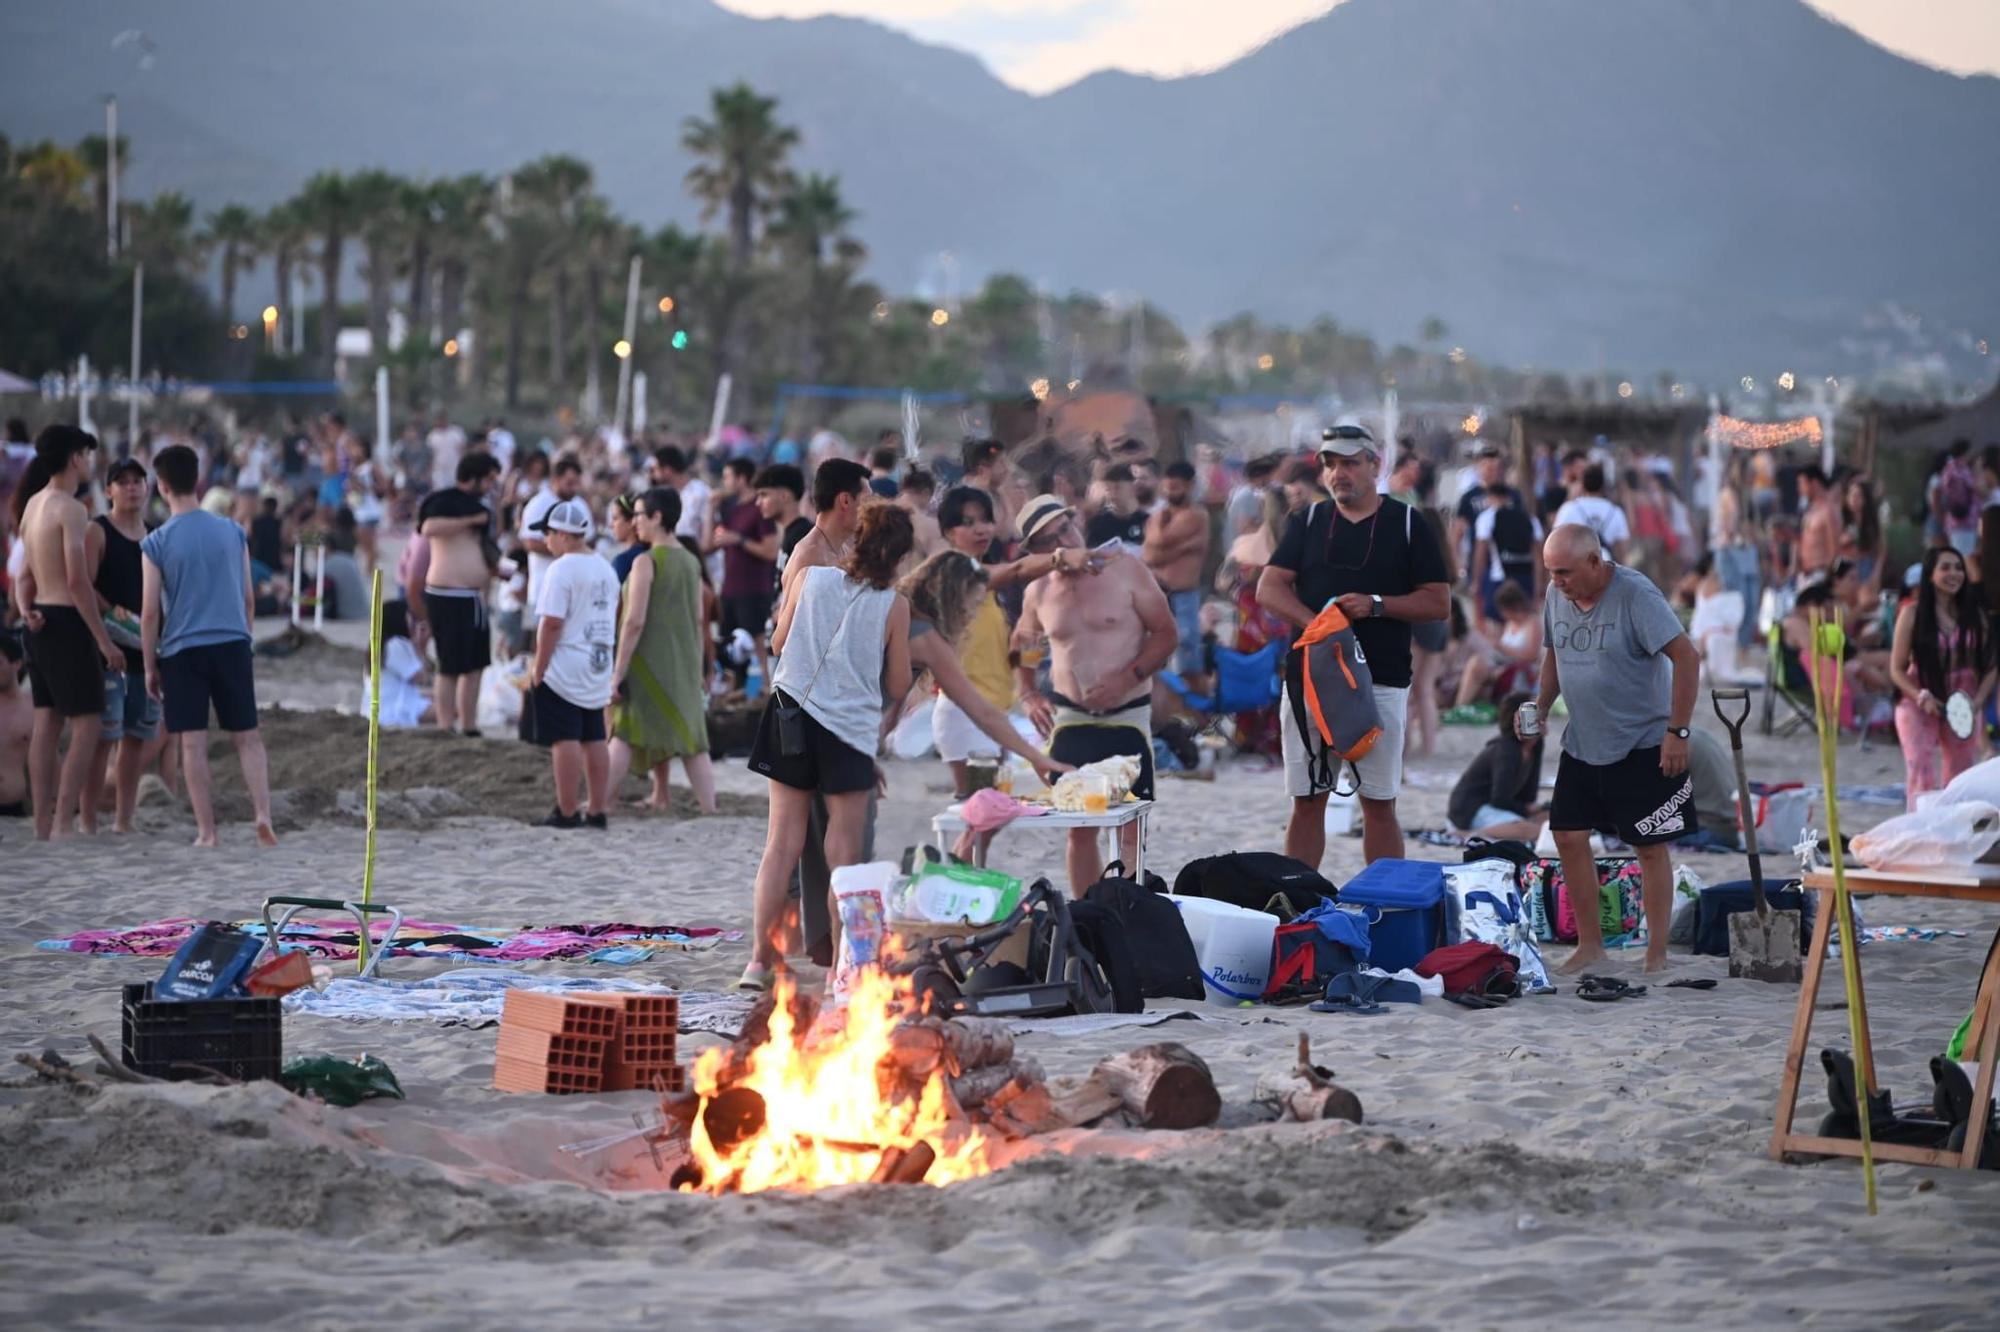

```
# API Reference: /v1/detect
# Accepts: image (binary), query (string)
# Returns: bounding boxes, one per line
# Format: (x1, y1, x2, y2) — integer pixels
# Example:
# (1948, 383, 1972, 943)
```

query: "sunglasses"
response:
(1321, 425, 1373, 442)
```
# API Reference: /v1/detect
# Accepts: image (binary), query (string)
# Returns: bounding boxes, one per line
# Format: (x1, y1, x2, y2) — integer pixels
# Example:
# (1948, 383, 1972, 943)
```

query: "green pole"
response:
(359, 568, 384, 974)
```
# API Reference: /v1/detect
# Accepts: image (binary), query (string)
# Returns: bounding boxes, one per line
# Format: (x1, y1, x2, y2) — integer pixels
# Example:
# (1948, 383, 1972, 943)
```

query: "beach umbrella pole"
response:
(358, 569, 384, 973)
(1808, 609, 1878, 1215)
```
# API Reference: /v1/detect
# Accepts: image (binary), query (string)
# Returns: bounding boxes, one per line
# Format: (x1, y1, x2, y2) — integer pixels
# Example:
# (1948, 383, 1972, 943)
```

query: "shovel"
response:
(1712, 688, 1803, 983)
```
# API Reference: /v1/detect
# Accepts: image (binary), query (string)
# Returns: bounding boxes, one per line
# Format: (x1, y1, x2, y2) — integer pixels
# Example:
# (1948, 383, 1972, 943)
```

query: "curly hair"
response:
(899, 550, 989, 645)
(842, 501, 914, 590)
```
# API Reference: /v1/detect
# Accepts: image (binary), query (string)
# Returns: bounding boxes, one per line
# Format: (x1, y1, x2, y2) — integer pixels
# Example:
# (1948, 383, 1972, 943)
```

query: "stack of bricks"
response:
(606, 993, 683, 1093)
(491, 990, 683, 1095)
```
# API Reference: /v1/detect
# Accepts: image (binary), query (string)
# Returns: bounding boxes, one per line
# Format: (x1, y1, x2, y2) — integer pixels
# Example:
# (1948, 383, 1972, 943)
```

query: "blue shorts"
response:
(101, 665, 161, 743)
(1168, 588, 1204, 676)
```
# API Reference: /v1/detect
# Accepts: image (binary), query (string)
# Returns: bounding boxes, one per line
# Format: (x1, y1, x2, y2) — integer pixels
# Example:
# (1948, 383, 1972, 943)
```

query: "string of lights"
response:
(1713, 413, 1823, 450)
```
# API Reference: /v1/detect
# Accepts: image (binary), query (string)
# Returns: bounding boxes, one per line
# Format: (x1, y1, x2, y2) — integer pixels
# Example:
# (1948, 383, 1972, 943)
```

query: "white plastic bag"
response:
(1930, 757, 2000, 814)
(1850, 801, 2000, 871)
(1443, 858, 1554, 994)
(828, 862, 900, 1005)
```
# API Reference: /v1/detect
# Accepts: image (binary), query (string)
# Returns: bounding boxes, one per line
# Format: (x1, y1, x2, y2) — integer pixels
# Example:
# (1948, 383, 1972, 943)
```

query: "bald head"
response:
(1544, 523, 1611, 602)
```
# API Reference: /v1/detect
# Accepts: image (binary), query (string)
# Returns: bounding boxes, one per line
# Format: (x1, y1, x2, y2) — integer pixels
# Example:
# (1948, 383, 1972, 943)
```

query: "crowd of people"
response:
(4, 401, 1997, 981)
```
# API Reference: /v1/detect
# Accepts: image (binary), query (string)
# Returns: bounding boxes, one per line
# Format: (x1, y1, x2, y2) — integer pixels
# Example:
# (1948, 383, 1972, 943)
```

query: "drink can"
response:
(1517, 702, 1542, 737)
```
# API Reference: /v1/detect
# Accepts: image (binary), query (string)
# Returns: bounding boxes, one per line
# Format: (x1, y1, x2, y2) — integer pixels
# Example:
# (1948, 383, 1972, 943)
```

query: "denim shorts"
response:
(1168, 588, 1204, 676)
(101, 666, 161, 743)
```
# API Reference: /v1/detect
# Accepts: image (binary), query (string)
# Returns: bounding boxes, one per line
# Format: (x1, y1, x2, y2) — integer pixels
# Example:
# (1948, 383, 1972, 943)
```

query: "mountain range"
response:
(3, 0, 1996, 377)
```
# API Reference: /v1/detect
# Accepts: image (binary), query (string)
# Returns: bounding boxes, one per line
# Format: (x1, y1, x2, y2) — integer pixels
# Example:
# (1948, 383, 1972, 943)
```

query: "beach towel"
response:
(37, 917, 741, 965)
(281, 969, 754, 1030)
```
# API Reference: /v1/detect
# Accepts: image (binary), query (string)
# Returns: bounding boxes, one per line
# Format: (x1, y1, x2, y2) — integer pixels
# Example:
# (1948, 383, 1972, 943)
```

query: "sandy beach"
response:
(4, 637, 1998, 1330)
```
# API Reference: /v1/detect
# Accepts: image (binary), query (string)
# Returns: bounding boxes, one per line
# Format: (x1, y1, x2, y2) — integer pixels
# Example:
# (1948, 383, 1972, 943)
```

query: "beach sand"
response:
(4, 639, 1998, 1328)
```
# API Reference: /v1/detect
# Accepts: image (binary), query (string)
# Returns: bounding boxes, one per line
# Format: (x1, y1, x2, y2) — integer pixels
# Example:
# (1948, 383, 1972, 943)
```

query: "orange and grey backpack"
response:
(1284, 502, 1390, 793)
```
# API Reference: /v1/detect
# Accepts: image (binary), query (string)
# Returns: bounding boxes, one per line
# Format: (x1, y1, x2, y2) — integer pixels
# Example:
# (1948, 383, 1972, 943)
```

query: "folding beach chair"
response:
(1157, 638, 1286, 751)
(1760, 623, 1815, 739)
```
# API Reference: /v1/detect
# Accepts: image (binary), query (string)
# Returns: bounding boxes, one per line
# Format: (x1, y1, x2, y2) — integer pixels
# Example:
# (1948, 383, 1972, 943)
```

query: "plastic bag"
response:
(1443, 858, 1553, 994)
(1927, 756, 2000, 814)
(281, 1054, 405, 1107)
(1850, 801, 2000, 870)
(828, 862, 899, 1004)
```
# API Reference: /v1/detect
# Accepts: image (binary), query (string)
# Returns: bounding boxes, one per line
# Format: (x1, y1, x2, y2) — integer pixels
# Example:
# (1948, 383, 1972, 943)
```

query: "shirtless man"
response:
(777, 457, 870, 610)
(0, 633, 32, 825)
(418, 453, 503, 734)
(13, 426, 122, 840)
(1012, 494, 1178, 893)
(1795, 465, 1841, 581)
(1142, 460, 1211, 689)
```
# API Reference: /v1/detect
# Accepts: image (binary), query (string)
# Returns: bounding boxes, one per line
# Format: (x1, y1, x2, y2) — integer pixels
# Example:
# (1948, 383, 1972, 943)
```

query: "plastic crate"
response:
(121, 982, 283, 1082)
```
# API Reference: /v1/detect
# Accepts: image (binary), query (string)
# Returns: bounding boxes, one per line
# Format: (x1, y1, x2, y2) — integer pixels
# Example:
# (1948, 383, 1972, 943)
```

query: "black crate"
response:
(121, 983, 283, 1082)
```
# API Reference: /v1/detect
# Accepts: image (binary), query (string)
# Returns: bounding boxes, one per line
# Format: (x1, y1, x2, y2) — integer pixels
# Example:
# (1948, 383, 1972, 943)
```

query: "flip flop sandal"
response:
(1309, 993, 1386, 1016)
(1666, 977, 1719, 990)
(734, 964, 776, 993)
(1577, 977, 1647, 1002)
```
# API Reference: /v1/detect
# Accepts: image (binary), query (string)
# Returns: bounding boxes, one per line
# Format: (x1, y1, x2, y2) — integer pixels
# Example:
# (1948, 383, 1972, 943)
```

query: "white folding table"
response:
(930, 800, 1153, 877)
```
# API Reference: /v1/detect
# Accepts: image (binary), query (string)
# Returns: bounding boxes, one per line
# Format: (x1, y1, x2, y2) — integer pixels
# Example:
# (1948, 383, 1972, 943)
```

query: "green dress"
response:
(614, 543, 709, 765)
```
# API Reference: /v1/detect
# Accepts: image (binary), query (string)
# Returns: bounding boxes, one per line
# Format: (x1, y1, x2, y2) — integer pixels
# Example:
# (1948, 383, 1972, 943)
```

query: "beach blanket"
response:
(280, 970, 1204, 1038)
(1831, 925, 1971, 956)
(1747, 782, 1907, 806)
(37, 917, 742, 965)
(283, 969, 754, 1031)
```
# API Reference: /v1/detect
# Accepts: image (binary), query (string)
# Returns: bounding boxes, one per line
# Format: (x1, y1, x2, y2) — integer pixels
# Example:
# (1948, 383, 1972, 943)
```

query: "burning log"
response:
(946, 1055, 1045, 1111)
(701, 1086, 768, 1154)
(1092, 1042, 1221, 1130)
(868, 1141, 937, 1185)
(885, 1016, 1015, 1080)
(1252, 1034, 1363, 1125)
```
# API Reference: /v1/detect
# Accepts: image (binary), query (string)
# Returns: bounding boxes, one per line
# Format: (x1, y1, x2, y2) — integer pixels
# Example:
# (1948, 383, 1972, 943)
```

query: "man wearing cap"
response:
(1258, 421, 1450, 867)
(1013, 493, 1178, 893)
(527, 497, 618, 829)
(1452, 441, 1523, 583)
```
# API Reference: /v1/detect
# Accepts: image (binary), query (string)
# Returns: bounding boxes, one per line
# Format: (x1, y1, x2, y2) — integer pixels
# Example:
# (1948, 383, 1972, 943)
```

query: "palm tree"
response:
(294, 170, 360, 366)
(204, 203, 260, 328)
(260, 200, 314, 356)
(427, 174, 493, 367)
(400, 179, 440, 344)
(349, 168, 408, 361)
(126, 191, 206, 275)
(575, 198, 632, 420)
(682, 83, 799, 377)
(769, 172, 863, 386)
(16, 140, 90, 207)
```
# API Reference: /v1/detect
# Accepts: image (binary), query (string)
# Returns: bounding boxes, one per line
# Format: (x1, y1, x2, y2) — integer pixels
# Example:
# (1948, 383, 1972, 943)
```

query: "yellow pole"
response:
(359, 568, 384, 974)
(1807, 609, 1878, 1215)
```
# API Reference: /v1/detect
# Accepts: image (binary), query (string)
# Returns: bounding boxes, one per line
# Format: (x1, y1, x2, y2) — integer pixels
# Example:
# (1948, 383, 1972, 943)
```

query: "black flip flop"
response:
(1576, 975, 1647, 1002)
(1666, 977, 1719, 990)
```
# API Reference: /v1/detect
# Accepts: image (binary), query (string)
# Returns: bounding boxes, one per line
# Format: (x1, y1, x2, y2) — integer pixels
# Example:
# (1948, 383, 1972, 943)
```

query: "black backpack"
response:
(1084, 862, 1204, 1001)
(1172, 852, 1336, 919)
(1491, 503, 1536, 567)
(1462, 838, 1537, 875)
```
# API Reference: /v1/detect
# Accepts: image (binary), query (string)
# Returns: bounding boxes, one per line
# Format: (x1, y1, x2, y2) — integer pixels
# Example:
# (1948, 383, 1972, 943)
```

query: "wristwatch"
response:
(1370, 594, 1384, 619)
(1666, 726, 1690, 739)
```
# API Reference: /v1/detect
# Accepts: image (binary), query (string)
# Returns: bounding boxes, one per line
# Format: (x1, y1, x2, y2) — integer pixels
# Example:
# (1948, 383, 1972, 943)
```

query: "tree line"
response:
(2, 83, 1566, 434)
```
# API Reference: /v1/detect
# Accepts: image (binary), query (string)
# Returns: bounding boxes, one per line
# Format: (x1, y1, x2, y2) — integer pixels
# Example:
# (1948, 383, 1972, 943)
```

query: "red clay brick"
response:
(494, 1054, 606, 1095)
(605, 1059, 685, 1093)
(496, 1028, 609, 1073)
(616, 995, 679, 1030)
(501, 990, 622, 1039)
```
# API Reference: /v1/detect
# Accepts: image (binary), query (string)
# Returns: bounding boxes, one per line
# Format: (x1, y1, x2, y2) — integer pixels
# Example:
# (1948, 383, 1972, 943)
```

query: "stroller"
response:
(1157, 637, 1286, 753)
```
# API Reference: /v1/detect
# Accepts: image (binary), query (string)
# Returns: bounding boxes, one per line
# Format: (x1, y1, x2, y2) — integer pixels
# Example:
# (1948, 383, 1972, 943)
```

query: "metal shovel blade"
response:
(1728, 906, 1803, 984)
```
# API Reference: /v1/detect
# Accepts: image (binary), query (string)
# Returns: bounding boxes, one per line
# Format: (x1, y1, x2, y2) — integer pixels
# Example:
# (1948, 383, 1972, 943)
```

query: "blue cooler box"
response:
(1338, 859, 1448, 972)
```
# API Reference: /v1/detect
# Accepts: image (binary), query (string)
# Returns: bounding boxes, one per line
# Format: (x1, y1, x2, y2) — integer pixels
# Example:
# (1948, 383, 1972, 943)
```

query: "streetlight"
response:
(261, 305, 279, 351)
(442, 338, 460, 358)
(657, 296, 675, 314)
(613, 339, 632, 360)
(930, 308, 950, 327)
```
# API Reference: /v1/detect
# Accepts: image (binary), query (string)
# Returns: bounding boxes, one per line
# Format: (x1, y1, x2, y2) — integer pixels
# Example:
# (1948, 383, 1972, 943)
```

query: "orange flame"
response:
(685, 967, 993, 1193)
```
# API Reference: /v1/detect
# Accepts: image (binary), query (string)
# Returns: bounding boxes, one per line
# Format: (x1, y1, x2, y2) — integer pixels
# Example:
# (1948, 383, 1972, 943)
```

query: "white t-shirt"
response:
(676, 477, 712, 541)
(487, 427, 516, 473)
(1553, 495, 1631, 548)
(518, 485, 560, 603)
(427, 425, 466, 491)
(535, 551, 619, 709)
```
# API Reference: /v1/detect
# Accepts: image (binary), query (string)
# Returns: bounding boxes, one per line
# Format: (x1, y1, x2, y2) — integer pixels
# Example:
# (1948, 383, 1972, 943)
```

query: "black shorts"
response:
(25, 605, 107, 718)
(747, 694, 877, 795)
(529, 681, 606, 746)
(720, 593, 774, 642)
(1049, 721, 1156, 801)
(159, 640, 260, 734)
(426, 587, 490, 676)
(1549, 745, 1697, 847)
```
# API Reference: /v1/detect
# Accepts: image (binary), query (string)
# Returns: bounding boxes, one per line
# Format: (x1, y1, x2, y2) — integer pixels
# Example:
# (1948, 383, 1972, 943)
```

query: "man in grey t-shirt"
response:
(1523, 525, 1700, 973)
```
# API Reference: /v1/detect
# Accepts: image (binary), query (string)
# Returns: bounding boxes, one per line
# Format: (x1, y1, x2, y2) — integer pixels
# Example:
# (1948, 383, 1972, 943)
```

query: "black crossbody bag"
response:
(773, 585, 863, 757)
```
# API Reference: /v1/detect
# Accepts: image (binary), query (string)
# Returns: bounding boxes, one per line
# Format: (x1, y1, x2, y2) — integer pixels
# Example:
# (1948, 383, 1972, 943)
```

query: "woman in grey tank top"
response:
(740, 505, 914, 989)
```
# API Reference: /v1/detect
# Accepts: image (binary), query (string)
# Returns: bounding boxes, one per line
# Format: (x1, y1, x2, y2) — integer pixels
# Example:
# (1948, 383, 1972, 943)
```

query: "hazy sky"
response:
(716, 0, 2000, 94)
